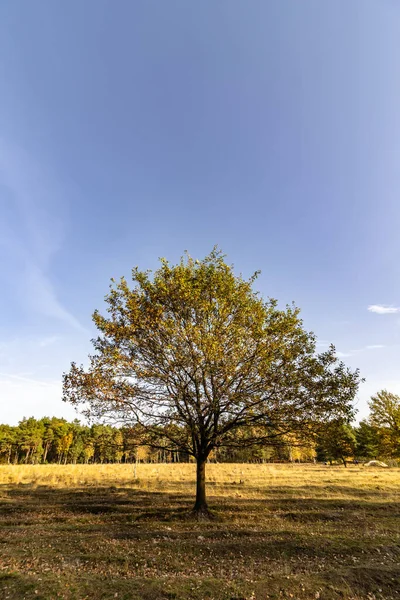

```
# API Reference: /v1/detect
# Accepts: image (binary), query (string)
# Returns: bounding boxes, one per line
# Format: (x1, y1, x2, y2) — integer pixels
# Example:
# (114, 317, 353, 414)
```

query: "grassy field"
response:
(0, 463, 399, 600)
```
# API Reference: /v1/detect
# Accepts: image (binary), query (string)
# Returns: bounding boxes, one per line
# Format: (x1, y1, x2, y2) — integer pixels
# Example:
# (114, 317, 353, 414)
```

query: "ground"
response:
(0, 463, 399, 600)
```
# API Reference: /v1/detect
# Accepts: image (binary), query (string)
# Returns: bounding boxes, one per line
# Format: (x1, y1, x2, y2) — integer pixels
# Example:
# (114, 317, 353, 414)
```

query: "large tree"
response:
(63, 249, 361, 517)
(369, 390, 400, 458)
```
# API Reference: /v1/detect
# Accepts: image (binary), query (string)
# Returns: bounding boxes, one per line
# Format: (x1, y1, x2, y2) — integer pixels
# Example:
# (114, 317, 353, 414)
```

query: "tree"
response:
(68, 421, 85, 464)
(286, 433, 316, 463)
(0, 425, 17, 464)
(18, 417, 45, 464)
(81, 432, 95, 464)
(355, 420, 379, 460)
(41, 419, 54, 463)
(113, 430, 124, 463)
(369, 390, 400, 458)
(63, 249, 361, 518)
(316, 420, 356, 466)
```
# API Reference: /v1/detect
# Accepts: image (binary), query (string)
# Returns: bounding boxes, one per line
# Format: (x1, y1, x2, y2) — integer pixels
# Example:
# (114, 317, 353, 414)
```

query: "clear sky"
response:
(1, 1, 400, 425)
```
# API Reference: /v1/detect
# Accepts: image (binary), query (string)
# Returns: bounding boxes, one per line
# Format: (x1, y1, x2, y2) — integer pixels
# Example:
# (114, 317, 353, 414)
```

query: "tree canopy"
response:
(63, 249, 361, 517)
(369, 390, 400, 458)
(316, 420, 357, 467)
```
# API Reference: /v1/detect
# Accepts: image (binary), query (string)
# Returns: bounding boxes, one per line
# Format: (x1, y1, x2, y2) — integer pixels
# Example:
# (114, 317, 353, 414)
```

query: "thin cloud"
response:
(0, 138, 86, 332)
(0, 372, 59, 388)
(316, 342, 352, 358)
(25, 264, 88, 333)
(368, 305, 400, 315)
(366, 344, 385, 350)
(38, 336, 59, 348)
(316, 340, 331, 348)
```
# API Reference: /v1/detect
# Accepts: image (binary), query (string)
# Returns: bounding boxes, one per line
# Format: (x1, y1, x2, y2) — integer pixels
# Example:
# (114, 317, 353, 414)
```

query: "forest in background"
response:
(1, 389, 399, 466)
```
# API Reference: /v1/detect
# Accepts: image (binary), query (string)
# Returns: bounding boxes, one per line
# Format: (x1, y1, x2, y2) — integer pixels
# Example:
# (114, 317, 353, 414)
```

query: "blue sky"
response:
(1, 1, 400, 424)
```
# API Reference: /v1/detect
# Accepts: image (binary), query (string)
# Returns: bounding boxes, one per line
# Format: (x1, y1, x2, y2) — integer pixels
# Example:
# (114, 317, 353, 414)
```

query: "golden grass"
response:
(1, 462, 399, 498)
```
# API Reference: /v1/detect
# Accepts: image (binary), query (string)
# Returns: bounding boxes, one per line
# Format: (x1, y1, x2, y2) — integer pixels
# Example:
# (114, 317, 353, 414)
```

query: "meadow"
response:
(0, 463, 399, 600)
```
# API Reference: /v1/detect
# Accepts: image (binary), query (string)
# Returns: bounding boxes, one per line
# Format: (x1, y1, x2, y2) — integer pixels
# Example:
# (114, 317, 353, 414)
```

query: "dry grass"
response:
(2, 462, 399, 494)
(0, 463, 399, 599)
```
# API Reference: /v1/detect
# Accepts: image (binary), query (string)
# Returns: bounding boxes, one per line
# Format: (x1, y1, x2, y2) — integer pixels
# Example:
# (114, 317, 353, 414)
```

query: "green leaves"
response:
(368, 390, 400, 458)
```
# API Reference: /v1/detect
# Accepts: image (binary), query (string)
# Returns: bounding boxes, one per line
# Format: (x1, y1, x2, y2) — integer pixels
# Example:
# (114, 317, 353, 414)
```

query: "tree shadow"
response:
(1, 484, 400, 598)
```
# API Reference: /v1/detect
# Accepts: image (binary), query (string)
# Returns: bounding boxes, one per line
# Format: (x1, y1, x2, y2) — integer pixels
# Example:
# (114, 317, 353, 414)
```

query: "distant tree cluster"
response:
(0, 417, 313, 465)
(0, 418, 177, 465)
(316, 390, 400, 466)
(1, 390, 398, 466)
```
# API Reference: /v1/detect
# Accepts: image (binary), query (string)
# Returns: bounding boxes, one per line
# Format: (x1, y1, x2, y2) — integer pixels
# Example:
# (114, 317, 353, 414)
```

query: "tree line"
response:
(1, 390, 398, 465)
(0, 418, 172, 465)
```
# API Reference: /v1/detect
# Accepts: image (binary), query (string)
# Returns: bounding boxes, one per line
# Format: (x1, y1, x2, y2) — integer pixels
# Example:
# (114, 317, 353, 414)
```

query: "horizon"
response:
(2, 1, 400, 425)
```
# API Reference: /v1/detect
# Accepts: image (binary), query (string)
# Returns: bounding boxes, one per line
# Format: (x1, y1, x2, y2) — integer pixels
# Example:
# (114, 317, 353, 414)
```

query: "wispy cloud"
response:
(0, 372, 58, 387)
(320, 344, 386, 358)
(24, 265, 88, 333)
(316, 341, 352, 358)
(368, 304, 400, 315)
(0, 139, 86, 332)
(38, 336, 59, 348)
(316, 340, 331, 348)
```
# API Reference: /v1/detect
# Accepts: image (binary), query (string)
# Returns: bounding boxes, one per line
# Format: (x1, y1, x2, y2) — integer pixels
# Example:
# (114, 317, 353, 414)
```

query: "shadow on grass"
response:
(2, 483, 400, 521)
(1, 484, 400, 599)
(0, 571, 52, 600)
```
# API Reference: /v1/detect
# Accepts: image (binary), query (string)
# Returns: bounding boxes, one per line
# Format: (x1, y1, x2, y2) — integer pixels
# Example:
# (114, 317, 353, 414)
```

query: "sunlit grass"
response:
(1, 461, 398, 498)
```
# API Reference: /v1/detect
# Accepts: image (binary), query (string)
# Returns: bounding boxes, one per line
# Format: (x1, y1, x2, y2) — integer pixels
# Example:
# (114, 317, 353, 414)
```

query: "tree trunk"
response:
(193, 456, 211, 519)
(43, 443, 49, 463)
